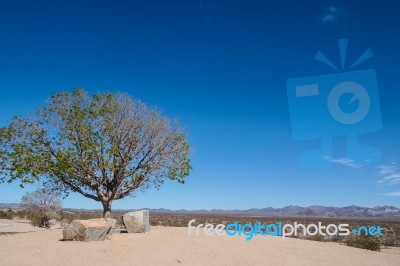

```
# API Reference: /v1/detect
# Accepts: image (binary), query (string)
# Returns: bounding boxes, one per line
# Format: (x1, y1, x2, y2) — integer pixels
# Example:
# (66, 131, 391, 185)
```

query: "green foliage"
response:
(309, 234, 326, 242)
(345, 235, 381, 251)
(0, 89, 192, 216)
(26, 211, 50, 228)
(16, 210, 28, 219)
(61, 211, 102, 224)
(0, 209, 14, 219)
(24, 209, 60, 228)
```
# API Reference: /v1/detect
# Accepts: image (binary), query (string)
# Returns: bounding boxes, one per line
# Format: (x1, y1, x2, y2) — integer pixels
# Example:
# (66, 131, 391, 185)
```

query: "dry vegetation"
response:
(2, 208, 399, 251)
(148, 213, 400, 251)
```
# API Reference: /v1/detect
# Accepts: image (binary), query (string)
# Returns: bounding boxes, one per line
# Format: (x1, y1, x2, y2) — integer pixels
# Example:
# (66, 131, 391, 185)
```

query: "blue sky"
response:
(0, 0, 399, 210)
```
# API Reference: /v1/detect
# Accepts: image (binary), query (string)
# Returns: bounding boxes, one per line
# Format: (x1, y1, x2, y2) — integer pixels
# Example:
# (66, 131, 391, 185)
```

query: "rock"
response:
(62, 225, 77, 240)
(123, 210, 151, 233)
(60, 219, 69, 229)
(62, 219, 113, 241)
(90, 218, 117, 228)
(111, 228, 123, 234)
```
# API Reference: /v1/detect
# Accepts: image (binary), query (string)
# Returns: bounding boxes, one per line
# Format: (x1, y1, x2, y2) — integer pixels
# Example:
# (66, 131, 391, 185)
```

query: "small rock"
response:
(111, 228, 123, 234)
(123, 210, 151, 233)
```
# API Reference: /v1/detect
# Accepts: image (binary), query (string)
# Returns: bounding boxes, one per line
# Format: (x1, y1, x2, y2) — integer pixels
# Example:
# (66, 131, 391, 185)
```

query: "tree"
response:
(21, 189, 62, 228)
(0, 89, 191, 217)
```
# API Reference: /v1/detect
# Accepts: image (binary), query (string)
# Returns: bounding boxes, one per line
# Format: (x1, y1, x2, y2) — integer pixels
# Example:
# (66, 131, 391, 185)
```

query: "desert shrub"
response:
(7, 208, 14, 218)
(0, 210, 8, 219)
(393, 225, 400, 247)
(359, 236, 381, 251)
(0, 209, 14, 219)
(344, 235, 357, 247)
(59, 211, 103, 224)
(345, 235, 381, 251)
(16, 210, 27, 219)
(26, 211, 48, 227)
(382, 235, 395, 248)
(309, 234, 325, 242)
(77, 212, 101, 220)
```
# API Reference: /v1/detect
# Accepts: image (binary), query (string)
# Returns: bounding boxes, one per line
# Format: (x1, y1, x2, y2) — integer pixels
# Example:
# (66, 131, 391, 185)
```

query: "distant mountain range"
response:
(148, 205, 400, 220)
(0, 203, 20, 208)
(2, 203, 399, 220)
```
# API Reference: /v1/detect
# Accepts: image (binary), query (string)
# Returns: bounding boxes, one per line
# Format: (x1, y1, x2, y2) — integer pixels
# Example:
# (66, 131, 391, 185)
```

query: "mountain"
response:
(0, 203, 20, 208)
(1, 203, 399, 220)
(148, 205, 400, 220)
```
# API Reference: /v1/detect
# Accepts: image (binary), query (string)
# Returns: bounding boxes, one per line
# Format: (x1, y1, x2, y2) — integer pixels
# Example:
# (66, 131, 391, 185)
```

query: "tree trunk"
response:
(102, 201, 112, 218)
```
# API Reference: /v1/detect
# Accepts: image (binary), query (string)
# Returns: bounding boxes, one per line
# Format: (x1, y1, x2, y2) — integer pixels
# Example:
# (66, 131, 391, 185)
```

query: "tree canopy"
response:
(0, 89, 191, 217)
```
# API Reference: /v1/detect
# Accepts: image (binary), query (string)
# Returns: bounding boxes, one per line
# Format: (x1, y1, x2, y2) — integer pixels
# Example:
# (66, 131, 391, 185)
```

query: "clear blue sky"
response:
(0, 0, 399, 210)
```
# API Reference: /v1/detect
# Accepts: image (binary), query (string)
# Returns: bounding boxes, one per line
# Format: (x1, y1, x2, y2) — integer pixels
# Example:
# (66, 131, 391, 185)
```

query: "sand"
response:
(0, 219, 47, 233)
(0, 220, 399, 266)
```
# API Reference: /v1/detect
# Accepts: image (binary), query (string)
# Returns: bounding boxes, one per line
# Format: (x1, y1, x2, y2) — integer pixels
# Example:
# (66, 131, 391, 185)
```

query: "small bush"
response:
(0, 209, 14, 219)
(382, 235, 395, 248)
(26, 211, 49, 227)
(345, 235, 381, 251)
(16, 210, 27, 219)
(309, 234, 325, 242)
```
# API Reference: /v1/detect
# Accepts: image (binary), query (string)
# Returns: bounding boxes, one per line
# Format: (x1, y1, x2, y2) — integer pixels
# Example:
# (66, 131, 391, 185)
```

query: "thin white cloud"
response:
(320, 6, 340, 24)
(381, 191, 400, 197)
(378, 164, 397, 175)
(321, 14, 336, 23)
(377, 163, 400, 185)
(377, 162, 400, 196)
(323, 156, 362, 168)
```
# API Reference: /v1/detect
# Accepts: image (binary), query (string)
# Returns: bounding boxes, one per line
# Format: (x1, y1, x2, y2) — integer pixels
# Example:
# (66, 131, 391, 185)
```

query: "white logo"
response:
(327, 81, 371, 125)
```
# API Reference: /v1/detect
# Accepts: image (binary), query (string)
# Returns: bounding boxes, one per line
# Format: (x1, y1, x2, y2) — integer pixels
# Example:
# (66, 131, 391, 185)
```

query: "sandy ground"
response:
(0, 219, 48, 234)
(0, 220, 400, 266)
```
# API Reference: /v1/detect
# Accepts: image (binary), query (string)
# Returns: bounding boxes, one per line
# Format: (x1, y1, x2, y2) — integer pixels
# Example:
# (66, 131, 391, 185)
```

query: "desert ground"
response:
(1, 219, 400, 266)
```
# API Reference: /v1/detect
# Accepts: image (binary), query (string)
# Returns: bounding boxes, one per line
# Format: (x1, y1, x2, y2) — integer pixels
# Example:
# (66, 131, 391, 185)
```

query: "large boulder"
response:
(90, 218, 117, 228)
(123, 210, 151, 233)
(62, 219, 113, 241)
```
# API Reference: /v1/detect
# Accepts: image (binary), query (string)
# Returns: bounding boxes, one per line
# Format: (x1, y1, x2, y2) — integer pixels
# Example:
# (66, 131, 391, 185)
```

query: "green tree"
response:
(0, 89, 191, 217)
